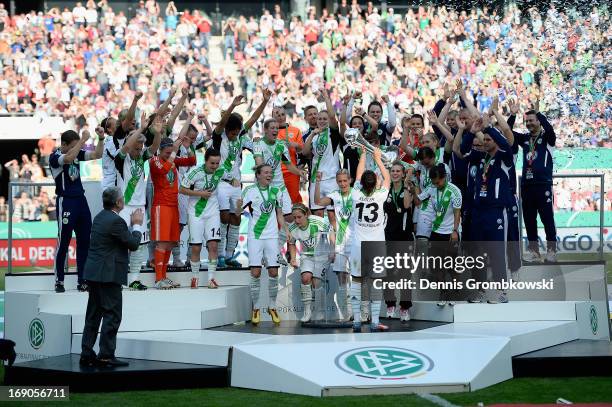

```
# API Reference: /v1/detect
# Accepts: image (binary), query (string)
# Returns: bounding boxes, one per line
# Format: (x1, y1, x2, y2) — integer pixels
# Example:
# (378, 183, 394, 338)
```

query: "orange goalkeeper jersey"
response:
(150, 155, 196, 207)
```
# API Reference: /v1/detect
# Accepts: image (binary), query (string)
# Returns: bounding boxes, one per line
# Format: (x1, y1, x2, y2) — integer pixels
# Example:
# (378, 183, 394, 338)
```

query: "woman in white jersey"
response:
(314, 169, 352, 321)
(349, 147, 390, 332)
(288, 203, 333, 323)
(237, 164, 286, 325)
(415, 164, 462, 307)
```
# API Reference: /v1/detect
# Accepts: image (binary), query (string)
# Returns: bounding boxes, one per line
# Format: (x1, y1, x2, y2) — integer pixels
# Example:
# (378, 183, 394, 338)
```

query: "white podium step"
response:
(72, 330, 270, 367)
(411, 301, 578, 323)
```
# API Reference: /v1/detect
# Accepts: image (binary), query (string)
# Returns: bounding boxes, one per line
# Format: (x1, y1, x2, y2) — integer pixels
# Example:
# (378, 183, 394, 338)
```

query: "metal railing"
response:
(517, 173, 606, 261)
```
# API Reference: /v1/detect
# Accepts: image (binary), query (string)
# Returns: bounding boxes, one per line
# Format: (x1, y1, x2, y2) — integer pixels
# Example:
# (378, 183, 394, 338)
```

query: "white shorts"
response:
(415, 206, 433, 239)
(178, 194, 189, 225)
(349, 242, 362, 277)
(332, 252, 349, 273)
(248, 238, 279, 268)
(279, 186, 292, 215)
(218, 181, 241, 212)
(119, 205, 149, 244)
(188, 212, 221, 245)
(300, 256, 329, 279)
(309, 178, 336, 211)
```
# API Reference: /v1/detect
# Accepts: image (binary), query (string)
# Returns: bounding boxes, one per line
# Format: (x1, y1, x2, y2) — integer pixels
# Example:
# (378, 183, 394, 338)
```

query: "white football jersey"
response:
(288, 215, 331, 257)
(326, 189, 352, 252)
(102, 136, 126, 190)
(253, 138, 290, 187)
(350, 185, 388, 242)
(210, 128, 253, 182)
(242, 183, 284, 240)
(181, 166, 224, 219)
(115, 149, 151, 206)
(309, 127, 341, 181)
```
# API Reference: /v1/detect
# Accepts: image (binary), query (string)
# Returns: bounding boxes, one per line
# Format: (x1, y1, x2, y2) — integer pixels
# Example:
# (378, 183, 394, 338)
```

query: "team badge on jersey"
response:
(526, 151, 538, 162)
(260, 200, 274, 214)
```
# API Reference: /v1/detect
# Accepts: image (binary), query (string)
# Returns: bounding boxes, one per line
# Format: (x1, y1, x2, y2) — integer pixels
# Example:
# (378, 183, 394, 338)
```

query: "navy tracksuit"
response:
(462, 127, 515, 282)
(509, 113, 557, 252)
(50, 149, 93, 284)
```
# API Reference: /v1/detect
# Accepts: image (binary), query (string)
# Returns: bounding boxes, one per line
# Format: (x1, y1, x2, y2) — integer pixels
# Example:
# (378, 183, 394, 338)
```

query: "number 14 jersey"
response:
(350, 185, 388, 242)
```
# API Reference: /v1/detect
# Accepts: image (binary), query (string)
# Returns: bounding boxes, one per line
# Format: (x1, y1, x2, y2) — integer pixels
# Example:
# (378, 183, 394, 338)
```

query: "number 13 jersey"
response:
(350, 185, 388, 242)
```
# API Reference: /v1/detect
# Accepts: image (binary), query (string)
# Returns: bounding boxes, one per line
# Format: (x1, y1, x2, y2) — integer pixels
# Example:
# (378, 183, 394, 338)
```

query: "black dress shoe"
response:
(79, 356, 97, 367)
(55, 282, 65, 293)
(97, 357, 129, 367)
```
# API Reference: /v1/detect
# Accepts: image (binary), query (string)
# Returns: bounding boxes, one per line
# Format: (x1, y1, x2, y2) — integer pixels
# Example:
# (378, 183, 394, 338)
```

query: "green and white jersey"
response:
(210, 126, 253, 182)
(242, 183, 284, 240)
(310, 127, 341, 182)
(326, 189, 352, 252)
(417, 182, 462, 234)
(415, 162, 451, 211)
(350, 185, 388, 242)
(253, 138, 290, 186)
(288, 215, 331, 257)
(181, 165, 225, 218)
(114, 149, 152, 206)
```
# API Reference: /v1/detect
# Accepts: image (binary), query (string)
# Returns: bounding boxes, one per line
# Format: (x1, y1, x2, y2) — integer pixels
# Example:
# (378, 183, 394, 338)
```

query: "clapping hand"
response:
(131, 208, 144, 226)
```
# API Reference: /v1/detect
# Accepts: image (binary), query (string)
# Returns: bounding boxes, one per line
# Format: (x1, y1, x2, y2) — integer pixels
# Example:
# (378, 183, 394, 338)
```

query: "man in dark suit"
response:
(80, 186, 143, 367)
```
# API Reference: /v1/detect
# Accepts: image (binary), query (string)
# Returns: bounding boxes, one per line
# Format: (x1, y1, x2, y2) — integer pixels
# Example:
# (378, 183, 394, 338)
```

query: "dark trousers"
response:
(522, 184, 557, 252)
(55, 195, 91, 283)
(81, 282, 122, 360)
(471, 207, 508, 283)
(506, 195, 521, 272)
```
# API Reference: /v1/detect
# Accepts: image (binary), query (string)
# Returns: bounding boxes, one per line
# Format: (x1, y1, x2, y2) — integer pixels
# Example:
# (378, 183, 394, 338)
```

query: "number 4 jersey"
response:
(351, 185, 388, 242)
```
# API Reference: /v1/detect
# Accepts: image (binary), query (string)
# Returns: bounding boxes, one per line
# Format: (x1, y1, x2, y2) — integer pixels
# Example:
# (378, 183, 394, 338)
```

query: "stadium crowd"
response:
(0, 0, 608, 147)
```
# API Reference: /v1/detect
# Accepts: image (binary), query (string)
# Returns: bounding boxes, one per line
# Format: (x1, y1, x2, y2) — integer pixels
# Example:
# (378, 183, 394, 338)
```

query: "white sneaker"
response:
(487, 291, 509, 304)
(511, 270, 520, 282)
(155, 279, 172, 290)
(165, 278, 180, 288)
(400, 308, 411, 321)
(385, 306, 396, 319)
(436, 301, 447, 307)
(523, 249, 542, 263)
(468, 291, 486, 303)
(448, 301, 455, 306)
(300, 305, 312, 323)
(545, 249, 557, 263)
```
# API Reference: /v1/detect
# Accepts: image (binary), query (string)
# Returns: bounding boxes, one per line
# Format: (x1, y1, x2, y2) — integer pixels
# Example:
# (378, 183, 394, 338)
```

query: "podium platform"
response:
(4, 262, 611, 396)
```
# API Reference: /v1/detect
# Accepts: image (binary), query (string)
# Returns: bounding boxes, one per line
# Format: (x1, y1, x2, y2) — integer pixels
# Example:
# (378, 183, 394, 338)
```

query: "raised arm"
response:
(531, 96, 556, 146)
(382, 95, 396, 134)
(63, 131, 90, 164)
(121, 91, 143, 131)
(166, 87, 189, 132)
(214, 95, 245, 135)
(321, 88, 338, 130)
(490, 96, 514, 145)
(157, 87, 176, 118)
(244, 89, 272, 131)
(452, 121, 466, 159)
(456, 79, 479, 118)
(373, 147, 390, 190)
(89, 127, 105, 160)
(301, 127, 319, 159)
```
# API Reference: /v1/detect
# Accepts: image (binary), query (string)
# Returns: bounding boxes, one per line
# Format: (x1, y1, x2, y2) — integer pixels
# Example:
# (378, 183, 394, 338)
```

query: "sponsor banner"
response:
(0, 238, 76, 267)
(534, 227, 612, 253)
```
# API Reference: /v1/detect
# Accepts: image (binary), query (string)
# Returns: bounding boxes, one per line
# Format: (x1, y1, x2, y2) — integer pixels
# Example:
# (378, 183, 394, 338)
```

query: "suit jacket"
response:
(84, 209, 141, 286)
